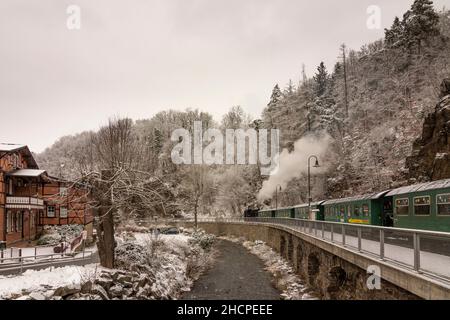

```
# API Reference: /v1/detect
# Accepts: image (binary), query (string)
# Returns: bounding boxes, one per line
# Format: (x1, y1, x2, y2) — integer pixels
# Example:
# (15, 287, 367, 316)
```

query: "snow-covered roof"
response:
(386, 179, 450, 197)
(322, 191, 389, 205)
(261, 201, 325, 212)
(6, 169, 46, 177)
(0, 143, 26, 152)
(292, 201, 325, 209)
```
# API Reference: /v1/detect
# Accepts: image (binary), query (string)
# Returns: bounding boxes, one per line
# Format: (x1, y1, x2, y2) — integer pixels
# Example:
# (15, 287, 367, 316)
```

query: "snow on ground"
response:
(0, 228, 215, 300)
(220, 236, 318, 300)
(0, 264, 101, 299)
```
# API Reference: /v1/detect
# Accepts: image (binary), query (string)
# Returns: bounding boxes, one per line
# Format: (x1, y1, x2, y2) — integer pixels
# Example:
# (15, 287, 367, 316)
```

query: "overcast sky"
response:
(0, 0, 447, 153)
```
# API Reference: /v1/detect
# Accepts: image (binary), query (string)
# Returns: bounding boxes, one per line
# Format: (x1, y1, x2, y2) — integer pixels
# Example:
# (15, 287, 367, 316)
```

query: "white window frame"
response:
(436, 193, 450, 216)
(47, 206, 56, 218)
(60, 206, 68, 218)
(395, 198, 409, 216)
(6, 211, 12, 233)
(413, 196, 431, 216)
(60, 187, 67, 196)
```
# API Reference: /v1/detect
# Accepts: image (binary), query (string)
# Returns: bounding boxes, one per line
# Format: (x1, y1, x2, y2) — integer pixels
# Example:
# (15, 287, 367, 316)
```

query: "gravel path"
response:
(183, 239, 281, 300)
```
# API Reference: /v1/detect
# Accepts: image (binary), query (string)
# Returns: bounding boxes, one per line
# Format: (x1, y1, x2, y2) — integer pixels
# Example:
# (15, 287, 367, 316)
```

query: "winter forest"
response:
(37, 1, 450, 218)
(3, 0, 450, 303)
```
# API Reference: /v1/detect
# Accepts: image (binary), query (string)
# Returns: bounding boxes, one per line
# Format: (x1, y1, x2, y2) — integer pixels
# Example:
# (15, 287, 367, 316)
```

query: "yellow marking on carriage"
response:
(348, 219, 370, 224)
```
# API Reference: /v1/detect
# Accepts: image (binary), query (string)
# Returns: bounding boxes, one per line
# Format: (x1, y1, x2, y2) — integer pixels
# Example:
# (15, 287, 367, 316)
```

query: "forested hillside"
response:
(37, 0, 450, 214)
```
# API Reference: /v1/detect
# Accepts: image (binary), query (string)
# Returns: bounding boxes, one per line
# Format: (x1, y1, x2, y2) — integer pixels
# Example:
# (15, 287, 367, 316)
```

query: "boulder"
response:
(109, 284, 124, 298)
(94, 277, 113, 291)
(117, 274, 132, 283)
(29, 292, 46, 301)
(54, 284, 81, 298)
(80, 280, 93, 293)
(90, 284, 110, 300)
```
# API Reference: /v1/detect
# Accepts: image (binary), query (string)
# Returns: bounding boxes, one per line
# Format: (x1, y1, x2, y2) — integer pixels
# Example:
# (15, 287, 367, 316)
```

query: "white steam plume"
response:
(257, 133, 332, 202)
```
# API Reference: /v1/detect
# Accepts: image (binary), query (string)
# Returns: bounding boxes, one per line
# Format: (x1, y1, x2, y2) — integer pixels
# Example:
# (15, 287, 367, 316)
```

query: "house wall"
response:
(0, 171, 5, 242)
(41, 181, 93, 226)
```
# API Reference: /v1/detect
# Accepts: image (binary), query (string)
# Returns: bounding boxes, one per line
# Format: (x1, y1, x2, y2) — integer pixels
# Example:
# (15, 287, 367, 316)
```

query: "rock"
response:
(80, 281, 93, 293)
(137, 274, 149, 287)
(406, 79, 450, 180)
(109, 284, 124, 298)
(135, 287, 148, 300)
(15, 295, 31, 300)
(43, 290, 55, 299)
(29, 292, 46, 300)
(117, 274, 132, 283)
(122, 288, 133, 297)
(54, 284, 81, 298)
(94, 277, 113, 291)
(440, 78, 450, 98)
(90, 284, 110, 300)
(66, 293, 81, 300)
(100, 271, 113, 279)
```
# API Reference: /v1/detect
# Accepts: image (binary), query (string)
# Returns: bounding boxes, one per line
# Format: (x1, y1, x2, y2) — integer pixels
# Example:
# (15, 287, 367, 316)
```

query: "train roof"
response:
(260, 201, 325, 211)
(291, 201, 325, 208)
(386, 178, 450, 196)
(322, 191, 389, 205)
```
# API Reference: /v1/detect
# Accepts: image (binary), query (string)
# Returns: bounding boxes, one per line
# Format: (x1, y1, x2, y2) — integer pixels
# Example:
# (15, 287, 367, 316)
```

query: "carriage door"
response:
(382, 197, 394, 227)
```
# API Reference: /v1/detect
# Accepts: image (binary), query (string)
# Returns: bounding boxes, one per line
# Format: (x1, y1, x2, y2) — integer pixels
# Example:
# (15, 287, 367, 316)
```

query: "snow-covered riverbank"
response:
(0, 229, 215, 300)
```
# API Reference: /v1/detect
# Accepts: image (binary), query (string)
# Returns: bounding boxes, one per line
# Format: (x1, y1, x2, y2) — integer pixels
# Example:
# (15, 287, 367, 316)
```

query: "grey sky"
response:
(0, 0, 447, 153)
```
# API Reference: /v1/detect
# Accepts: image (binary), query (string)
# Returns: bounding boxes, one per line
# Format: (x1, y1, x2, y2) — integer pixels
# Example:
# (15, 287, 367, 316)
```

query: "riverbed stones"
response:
(54, 284, 81, 297)
(29, 291, 46, 300)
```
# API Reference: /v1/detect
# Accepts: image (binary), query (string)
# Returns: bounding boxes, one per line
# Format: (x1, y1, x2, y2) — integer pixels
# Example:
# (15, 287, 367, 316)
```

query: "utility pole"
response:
(307, 156, 320, 220)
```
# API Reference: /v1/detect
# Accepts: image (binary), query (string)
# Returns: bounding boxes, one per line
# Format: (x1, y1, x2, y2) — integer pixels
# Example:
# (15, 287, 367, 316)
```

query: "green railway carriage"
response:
(293, 202, 325, 220)
(387, 179, 450, 232)
(322, 192, 390, 226)
(258, 208, 275, 218)
(274, 206, 294, 218)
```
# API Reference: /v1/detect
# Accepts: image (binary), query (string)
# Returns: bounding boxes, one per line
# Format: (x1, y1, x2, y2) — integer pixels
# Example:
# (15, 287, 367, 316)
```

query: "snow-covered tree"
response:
(268, 84, 282, 109)
(402, 0, 440, 53)
(385, 17, 405, 48)
(313, 62, 329, 97)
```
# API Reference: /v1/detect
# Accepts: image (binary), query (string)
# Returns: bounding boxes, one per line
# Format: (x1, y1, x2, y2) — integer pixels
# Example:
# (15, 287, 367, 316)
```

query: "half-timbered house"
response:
(0, 143, 93, 246)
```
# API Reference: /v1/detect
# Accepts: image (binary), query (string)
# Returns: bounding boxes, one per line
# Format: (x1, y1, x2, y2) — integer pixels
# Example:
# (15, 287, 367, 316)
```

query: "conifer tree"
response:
(313, 62, 329, 97)
(402, 0, 440, 53)
(385, 17, 404, 48)
(268, 84, 282, 109)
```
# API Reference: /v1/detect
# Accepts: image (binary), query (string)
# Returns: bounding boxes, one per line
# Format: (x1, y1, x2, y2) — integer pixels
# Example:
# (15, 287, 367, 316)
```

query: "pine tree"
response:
(268, 84, 282, 109)
(402, 0, 440, 53)
(385, 16, 404, 48)
(313, 62, 329, 97)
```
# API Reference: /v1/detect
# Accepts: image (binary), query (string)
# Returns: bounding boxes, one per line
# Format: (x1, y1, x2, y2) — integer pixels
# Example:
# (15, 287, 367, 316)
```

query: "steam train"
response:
(245, 178, 450, 233)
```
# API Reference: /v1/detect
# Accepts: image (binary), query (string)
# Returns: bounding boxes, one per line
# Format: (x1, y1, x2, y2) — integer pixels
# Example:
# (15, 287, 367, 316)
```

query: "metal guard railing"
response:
(189, 217, 450, 281)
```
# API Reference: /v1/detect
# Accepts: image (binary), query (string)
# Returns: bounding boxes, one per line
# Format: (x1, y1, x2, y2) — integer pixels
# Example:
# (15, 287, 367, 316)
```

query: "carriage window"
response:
(353, 206, 361, 217)
(339, 206, 345, 217)
(437, 194, 450, 215)
(414, 196, 430, 216)
(362, 204, 369, 217)
(395, 198, 409, 216)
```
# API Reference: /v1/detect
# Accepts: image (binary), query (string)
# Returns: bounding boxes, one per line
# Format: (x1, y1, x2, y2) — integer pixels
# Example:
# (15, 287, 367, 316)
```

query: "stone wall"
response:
(188, 222, 420, 300)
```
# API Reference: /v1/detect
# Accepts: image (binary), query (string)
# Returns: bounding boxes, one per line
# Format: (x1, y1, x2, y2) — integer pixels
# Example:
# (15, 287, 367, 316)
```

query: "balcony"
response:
(6, 197, 44, 210)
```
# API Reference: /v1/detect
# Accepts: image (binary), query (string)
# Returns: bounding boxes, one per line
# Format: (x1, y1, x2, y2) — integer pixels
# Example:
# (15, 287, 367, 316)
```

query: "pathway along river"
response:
(183, 239, 281, 300)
